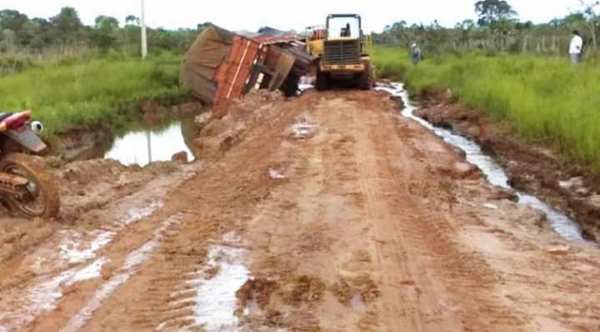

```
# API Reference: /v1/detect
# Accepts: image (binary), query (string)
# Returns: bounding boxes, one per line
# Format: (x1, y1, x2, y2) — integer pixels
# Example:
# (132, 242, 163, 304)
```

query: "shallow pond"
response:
(104, 118, 196, 167)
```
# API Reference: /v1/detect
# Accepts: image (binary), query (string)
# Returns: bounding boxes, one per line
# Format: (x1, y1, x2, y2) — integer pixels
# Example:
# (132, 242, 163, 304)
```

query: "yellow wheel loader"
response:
(308, 14, 374, 90)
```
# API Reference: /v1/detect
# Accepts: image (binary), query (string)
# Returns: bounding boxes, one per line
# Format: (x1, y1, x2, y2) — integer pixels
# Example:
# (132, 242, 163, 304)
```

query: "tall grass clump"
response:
(373, 47, 600, 169)
(0, 53, 187, 136)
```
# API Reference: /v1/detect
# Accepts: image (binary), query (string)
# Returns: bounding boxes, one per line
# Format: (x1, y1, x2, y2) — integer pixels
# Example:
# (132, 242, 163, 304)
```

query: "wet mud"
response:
(0, 89, 599, 331)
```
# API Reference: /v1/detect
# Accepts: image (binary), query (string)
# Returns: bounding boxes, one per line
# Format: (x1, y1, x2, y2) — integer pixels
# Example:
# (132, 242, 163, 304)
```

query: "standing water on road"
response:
(376, 82, 584, 242)
(157, 232, 250, 331)
(104, 120, 196, 167)
(193, 238, 250, 331)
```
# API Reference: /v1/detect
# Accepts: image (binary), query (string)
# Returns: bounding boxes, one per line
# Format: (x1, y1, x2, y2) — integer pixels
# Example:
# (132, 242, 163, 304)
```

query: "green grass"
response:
(0, 53, 187, 136)
(373, 47, 600, 169)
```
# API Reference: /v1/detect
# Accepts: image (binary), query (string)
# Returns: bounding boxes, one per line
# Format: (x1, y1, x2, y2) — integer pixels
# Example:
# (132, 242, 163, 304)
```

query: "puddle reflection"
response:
(104, 120, 196, 167)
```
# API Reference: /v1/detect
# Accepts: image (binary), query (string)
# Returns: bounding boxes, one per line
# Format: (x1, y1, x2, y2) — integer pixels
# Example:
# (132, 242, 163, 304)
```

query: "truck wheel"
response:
(280, 73, 300, 96)
(316, 68, 329, 91)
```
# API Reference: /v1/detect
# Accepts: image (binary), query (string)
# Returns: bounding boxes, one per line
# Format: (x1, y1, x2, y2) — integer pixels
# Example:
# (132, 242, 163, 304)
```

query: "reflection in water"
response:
(104, 121, 195, 167)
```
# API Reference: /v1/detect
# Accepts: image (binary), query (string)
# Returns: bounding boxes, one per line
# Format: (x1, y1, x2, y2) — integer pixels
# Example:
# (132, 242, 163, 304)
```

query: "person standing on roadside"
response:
(569, 30, 584, 64)
(410, 43, 422, 65)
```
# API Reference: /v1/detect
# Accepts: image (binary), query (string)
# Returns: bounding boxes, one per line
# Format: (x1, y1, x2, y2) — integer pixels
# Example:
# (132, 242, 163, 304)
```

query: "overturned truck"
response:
(180, 25, 314, 105)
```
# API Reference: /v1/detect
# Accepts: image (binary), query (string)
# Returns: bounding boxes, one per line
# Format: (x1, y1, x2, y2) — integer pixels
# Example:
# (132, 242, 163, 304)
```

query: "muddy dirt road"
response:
(1, 90, 599, 332)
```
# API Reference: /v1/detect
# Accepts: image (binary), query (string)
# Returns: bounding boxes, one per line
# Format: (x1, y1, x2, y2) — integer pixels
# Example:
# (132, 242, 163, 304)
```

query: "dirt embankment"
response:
(415, 91, 600, 241)
(0, 89, 599, 332)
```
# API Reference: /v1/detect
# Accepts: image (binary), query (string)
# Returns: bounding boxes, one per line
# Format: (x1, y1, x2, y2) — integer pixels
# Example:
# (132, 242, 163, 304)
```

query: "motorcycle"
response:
(0, 110, 59, 218)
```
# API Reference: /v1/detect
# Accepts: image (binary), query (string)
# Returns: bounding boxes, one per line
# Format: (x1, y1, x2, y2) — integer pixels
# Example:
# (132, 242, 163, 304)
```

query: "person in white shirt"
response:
(569, 30, 584, 64)
(410, 43, 422, 65)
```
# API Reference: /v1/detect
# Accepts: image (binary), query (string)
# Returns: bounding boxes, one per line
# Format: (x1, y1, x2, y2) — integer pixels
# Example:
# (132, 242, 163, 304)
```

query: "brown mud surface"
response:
(0, 90, 599, 331)
(415, 93, 600, 242)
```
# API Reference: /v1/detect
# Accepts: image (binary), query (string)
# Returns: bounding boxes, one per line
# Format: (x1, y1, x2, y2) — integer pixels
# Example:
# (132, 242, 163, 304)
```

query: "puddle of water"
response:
(0, 258, 106, 332)
(192, 233, 250, 332)
(59, 200, 163, 266)
(59, 231, 113, 265)
(351, 293, 366, 313)
(290, 115, 319, 140)
(104, 121, 195, 167)
(123, 201, 164, 226)
(0, 199, 166, 332)
(66, 258, 107, 287)
(61, 213, 184, 332)
(269, 168, 286, 179)
(376, 83, 584, 242)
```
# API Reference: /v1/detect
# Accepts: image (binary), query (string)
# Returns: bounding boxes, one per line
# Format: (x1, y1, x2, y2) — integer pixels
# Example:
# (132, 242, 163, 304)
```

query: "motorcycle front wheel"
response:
(0, 153, 60, 218)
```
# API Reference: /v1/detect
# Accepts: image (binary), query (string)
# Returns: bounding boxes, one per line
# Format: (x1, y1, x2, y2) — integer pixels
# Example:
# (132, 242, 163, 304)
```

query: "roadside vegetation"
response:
(372, 0, 600, 169)
(374, 46, 600, 169)
(0, 6, 198, 136)
(0, 7, 200, 70)
(0, 54, 186, 136)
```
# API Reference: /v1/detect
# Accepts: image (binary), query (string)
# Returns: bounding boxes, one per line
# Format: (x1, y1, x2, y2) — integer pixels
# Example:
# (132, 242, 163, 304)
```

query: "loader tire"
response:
(359, 63, 374, 90)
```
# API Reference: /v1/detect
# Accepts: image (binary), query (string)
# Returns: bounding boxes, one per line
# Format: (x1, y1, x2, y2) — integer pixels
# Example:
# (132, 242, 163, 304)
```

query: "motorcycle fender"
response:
(5, 128, 47, 153)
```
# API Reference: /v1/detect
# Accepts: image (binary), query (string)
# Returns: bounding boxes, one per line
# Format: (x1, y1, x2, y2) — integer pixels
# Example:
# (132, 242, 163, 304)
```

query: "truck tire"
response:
(280, 73, 300, 96)
(316, 67, 329, 91)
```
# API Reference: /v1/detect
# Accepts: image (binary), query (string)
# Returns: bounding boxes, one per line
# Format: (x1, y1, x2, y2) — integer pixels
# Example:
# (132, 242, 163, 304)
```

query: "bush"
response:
(0, 55, 35, 75)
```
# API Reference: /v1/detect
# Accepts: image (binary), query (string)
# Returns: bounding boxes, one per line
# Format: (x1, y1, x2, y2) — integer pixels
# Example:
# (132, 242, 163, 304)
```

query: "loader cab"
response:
(326, 14, 362, 40)
(317, 14, 373, 90)
(321, 14, 365, 70)
(316, 13, 373, 91)
(305, 25, 327, 57)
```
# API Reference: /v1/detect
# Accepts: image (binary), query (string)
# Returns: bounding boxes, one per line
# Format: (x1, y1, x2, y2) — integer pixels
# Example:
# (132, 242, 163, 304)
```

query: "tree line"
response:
(4, 1, 600, 60)
(0, 7, 206, 56)
(373, 0, 600, 56)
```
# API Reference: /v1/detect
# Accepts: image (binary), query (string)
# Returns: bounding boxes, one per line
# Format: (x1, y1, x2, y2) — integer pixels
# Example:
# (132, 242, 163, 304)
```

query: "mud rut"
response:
(0, 90, 599, 332)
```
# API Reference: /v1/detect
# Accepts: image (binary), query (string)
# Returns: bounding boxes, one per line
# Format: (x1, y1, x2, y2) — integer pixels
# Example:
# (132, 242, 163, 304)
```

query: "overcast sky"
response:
(1, 0, 585, 32)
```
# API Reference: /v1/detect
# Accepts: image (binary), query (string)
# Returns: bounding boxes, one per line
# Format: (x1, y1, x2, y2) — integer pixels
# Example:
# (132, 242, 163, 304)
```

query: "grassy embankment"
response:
(0, 53, 187, 137)
(373, 47, 600, 169)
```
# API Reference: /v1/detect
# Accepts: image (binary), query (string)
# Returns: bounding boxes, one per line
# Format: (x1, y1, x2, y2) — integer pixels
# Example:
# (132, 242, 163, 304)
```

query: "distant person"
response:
(569, 30, 583, 64)
(410, 43, 422, 65)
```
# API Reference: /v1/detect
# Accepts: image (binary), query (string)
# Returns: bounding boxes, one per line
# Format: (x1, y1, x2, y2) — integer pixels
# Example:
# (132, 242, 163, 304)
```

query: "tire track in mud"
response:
(62, 93, 310, 331)
(156, 233, 250, 331)
(0, 164, 197, 332)
(350, 95, 525, 331)
(60, 213, 186, 332)
(351, 102, 458, 331)
(230, 93, 505, 331)
(3, 90, 599, 331)
(0, 206, 162, 332)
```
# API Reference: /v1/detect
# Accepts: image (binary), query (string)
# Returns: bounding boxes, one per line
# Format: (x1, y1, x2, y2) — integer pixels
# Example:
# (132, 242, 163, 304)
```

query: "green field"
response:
(374, 47, 600, 169)
(0, 53, 186, 136)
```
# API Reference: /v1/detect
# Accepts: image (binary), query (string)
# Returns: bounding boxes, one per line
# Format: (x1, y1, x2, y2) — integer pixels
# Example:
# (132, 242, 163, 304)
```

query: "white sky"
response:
(0, 0, 585, 32)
